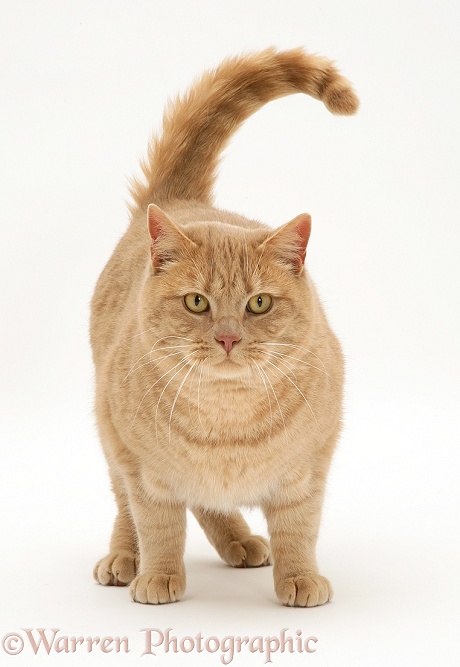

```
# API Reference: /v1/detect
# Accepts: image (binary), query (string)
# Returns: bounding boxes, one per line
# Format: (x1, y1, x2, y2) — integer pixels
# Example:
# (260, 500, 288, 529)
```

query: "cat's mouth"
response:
(216, 355, 241, 367)
(211, 353, 247, 377)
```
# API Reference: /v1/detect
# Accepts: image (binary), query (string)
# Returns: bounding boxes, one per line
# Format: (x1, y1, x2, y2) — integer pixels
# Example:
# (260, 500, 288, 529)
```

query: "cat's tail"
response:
(130, 47, 358, 212)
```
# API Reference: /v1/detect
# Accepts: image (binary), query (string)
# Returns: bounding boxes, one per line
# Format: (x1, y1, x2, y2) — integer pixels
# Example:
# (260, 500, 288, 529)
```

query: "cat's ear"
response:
(147, 204, 196, 271)
(263, 213, 311, 275)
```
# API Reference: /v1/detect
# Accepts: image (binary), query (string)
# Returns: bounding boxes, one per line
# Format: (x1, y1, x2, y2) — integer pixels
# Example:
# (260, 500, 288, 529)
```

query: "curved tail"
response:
(130, 47, 358, 211)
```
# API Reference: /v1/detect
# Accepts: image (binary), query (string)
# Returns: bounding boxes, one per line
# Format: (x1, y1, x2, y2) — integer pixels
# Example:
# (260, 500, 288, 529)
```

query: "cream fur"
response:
(91, 48, 358, 607)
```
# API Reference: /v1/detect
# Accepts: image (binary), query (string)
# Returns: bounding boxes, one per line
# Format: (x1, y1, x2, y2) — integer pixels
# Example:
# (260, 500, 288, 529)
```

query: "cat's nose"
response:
(215, 332, 241, 354)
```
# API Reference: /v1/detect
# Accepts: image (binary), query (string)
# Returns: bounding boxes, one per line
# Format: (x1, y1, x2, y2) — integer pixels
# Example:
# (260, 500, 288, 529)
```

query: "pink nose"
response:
(215, 333, 241, 354)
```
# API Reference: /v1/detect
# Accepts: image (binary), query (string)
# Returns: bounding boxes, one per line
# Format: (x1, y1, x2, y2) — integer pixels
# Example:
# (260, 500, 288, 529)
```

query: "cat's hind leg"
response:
(192, 508, 272, 568)
(93, 470, 139, 586)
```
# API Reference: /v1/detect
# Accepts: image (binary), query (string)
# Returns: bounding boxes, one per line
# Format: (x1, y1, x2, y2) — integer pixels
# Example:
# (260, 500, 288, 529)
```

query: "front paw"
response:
(93, 552, 138, 586)
(275, 573, 333, 607)
(223, 535, 272, 568)
(130, 571, 186, 604)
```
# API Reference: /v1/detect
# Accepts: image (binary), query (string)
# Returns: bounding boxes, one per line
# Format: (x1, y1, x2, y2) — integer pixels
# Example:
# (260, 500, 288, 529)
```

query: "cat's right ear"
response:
(147, 204, 196, 271)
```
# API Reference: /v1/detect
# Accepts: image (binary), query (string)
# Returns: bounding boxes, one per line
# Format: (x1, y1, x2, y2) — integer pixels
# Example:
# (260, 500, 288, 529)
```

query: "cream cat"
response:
(91, 48, 358, 607)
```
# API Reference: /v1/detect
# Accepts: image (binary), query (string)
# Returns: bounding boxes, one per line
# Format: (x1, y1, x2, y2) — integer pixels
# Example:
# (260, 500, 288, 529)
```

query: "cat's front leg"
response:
(127, 483, 186, 604)
(263, 484, 332, 608)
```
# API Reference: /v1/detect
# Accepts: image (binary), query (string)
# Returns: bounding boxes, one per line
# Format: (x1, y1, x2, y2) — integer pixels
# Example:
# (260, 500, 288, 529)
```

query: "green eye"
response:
(246, 294, 272, 314)
(184, 293, 209, 313)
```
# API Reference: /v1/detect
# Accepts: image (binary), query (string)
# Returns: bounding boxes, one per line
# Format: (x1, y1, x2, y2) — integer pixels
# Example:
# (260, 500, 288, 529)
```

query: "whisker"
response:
(150, 336, 196, 350)
(123, 346, 195, 383)
(130, 329, 195, 343)
(131, 351, 196, 426)
(258, 362, 289, 446)
(124, 350, 153, 379)
(259, 342, 327, 371)
(262, 351, 299, 382)
(197, 361, 206, 432)
(263, 350, 330, 378)
(251, 359, 273, 435)
(245, 362, 260, 392)
(151, 344, 196, 352)
(187, 359, 203, 420)
(265, 359, 320, 433)
(169, 360, 198, 445)
(153, 352, 197, 443)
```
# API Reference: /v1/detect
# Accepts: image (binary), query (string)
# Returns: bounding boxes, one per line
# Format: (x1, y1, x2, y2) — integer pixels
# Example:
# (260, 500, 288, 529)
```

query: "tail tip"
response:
(324, 84, 360, 115)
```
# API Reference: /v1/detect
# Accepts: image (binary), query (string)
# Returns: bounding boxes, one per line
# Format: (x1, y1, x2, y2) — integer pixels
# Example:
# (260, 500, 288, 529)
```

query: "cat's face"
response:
(139, 206, 313, 381)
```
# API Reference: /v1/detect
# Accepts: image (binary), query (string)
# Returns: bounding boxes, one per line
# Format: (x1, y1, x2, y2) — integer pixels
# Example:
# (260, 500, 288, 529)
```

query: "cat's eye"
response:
(246, 294, 272, 314)
(184, 293, 209, 313)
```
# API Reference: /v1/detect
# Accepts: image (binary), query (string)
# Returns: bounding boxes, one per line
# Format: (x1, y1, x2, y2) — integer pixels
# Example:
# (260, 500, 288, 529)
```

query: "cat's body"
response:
(91, 48, 358, 607)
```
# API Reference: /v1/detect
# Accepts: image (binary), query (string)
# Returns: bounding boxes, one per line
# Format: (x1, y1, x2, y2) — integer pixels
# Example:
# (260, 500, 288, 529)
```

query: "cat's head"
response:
(139, 204, 315, 380)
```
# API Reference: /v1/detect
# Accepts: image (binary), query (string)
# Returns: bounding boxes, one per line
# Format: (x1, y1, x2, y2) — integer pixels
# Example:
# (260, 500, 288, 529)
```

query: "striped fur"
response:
(91, 48, 357, 607)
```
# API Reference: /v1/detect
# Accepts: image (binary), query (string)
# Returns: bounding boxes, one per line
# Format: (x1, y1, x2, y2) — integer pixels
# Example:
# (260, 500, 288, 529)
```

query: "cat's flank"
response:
(91, 48, 358, 607)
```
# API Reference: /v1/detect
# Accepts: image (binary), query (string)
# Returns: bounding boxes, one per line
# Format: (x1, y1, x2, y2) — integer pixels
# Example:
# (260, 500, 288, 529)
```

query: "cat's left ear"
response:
(263, 213, 311, 275)
(147, 204, 196, 271)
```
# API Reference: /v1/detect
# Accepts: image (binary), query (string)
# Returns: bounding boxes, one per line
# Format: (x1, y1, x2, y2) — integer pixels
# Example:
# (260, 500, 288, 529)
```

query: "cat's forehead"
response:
(183, 222, 271, 293)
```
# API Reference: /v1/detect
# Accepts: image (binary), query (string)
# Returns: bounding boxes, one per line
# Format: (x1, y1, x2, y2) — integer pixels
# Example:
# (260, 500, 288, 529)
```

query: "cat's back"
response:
(90, 220, 147, 365)
(163, 202, 267, 232)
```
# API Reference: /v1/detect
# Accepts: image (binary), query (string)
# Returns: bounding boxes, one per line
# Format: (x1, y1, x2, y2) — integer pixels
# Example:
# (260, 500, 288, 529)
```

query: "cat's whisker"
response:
(150, 336, 196, 349)
(132, 351, 197, 426)
(257, 361, 289, 446)
(196, 361, 206, 432)
(265, 359, 321, 433)
(123, 352, 186, 383)
(259, 342, 327, 372)
(130, 329, 195, 342)
(251, 359, 273, 435)
(263, 350, 330, 379)
(151, 344, 196, 351)
(187, 359, 203, 421)
(168, 360, 198, 446)
(123, 346, 195, 383)
(153, 352, 198, 444)
(262, 351, 299, 382)
(123, 349, 153, 379)
(244, 364, 260, 392)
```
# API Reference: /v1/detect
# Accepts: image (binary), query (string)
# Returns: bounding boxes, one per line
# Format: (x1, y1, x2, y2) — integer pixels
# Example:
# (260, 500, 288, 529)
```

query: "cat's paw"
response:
(275, 573, 333, 607)
(130, 571, 186, 604)
(223, 535, 272, 568)
(93, 552, 138, 586)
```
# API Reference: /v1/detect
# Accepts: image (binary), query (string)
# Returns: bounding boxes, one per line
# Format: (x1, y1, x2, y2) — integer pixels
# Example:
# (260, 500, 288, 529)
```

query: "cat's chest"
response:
(115, 352, 319, 508)
(143, 433, 291, 510)
(154, 373, 284, 446)
(144, 386, 307, 510)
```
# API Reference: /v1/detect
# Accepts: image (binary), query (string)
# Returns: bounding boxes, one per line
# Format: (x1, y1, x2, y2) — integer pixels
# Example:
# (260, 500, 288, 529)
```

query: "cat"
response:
(91, 47, 358, 607)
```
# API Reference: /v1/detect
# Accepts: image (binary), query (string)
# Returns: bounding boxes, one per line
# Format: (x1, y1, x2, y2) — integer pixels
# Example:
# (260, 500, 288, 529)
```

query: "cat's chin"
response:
(211, 357, 248, 379)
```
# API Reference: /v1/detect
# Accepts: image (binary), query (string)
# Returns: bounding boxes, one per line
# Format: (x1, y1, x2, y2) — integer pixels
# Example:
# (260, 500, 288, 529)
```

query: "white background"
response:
(1, 1, 459, 665)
